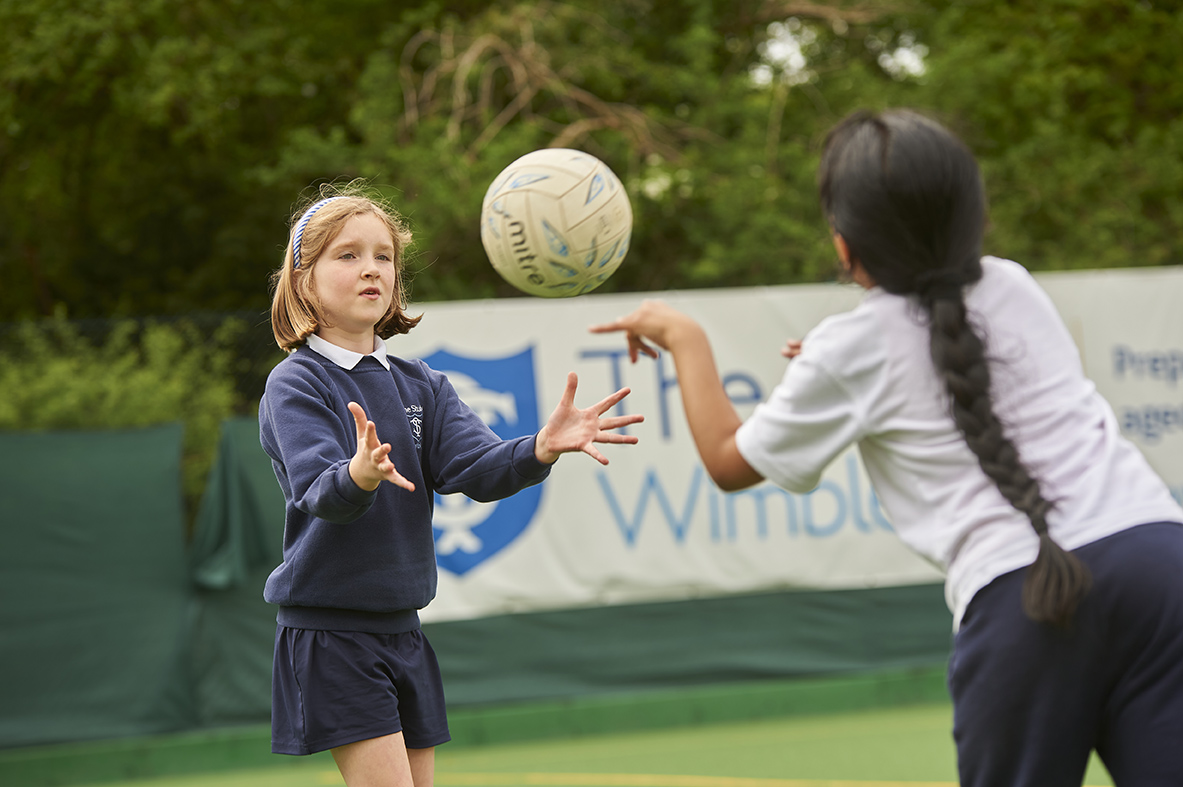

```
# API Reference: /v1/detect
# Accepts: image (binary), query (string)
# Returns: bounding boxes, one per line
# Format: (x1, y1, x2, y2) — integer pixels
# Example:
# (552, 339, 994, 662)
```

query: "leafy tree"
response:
(1, 0, 1177, 325)
(916, 0, 1183, 270)
(0, 0, 390, 319)
(258, 0, 914, 299)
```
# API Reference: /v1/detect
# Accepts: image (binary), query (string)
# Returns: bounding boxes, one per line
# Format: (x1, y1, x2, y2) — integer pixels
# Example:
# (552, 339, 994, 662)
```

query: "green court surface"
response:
(56, 703, 1114, 787)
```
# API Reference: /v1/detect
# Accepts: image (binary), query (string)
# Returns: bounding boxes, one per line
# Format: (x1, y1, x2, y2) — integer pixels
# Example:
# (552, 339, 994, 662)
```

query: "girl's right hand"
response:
(781, 338, 803, 359)
(347, 401, 415, 492)
(588, 299, 701, 363)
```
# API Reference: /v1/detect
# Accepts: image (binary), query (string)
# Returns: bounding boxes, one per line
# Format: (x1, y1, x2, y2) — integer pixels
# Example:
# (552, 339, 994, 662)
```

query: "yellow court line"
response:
(434, 773, 960, 787)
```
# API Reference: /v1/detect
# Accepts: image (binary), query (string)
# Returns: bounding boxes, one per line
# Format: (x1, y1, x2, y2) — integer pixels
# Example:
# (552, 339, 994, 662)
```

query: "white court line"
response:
(433, 773, 960, 787)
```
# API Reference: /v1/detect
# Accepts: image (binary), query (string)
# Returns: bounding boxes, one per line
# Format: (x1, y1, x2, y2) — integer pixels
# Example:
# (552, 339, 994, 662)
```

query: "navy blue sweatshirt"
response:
(259, 345, 551, 633)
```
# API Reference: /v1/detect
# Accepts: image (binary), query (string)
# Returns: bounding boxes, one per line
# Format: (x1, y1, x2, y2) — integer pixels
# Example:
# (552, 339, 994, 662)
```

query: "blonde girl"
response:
(262, 186, 642, 787)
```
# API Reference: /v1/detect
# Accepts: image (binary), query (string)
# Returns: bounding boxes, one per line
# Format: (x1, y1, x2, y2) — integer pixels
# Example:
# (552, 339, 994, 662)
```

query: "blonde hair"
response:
(269, 185, 422, 351)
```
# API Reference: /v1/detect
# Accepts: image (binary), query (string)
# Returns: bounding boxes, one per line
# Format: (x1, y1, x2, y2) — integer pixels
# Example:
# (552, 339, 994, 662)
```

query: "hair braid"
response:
(820, 109, 1094, 627)
(927, 294, 1091, 627)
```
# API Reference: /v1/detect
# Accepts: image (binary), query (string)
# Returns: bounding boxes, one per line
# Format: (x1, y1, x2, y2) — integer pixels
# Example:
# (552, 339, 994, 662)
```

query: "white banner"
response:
(1037, 268, 1183, 498)
(391, 267, 1183, 623)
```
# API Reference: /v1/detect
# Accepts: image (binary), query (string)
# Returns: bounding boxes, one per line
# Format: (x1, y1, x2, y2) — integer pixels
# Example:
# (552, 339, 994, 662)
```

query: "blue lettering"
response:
(654, 353, 681, 440)
(581, 347, 770, 441)
(1119, 403, 1183, 444)
(597, 465, 704, 546)
(869, 488, 894, 531)
(1113, 345, 1135, 378)
(722, 372, 763, 407)
(708, 484, 722, 541)
(579, 348, 632, 431)
(803, 480, 847, 537)
(1112, 345, 1183, 386)
(723, 485, 797, 541)
(846, 455, 873, 533)
(598, 463, 901, 546)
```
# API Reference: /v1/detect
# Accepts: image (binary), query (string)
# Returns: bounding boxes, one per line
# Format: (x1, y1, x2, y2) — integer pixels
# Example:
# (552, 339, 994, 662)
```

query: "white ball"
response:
(480, 148, 633, 297)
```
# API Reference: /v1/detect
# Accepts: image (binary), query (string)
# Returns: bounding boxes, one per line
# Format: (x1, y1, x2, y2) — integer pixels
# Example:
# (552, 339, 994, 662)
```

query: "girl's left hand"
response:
(535, 372, 644, 465)
(781, 338, 803, 359)
(347, 401, 416, 492)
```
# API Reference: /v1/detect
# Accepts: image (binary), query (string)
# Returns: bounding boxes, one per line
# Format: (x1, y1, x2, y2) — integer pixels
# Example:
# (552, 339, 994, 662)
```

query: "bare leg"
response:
(331, 732, 415, 787)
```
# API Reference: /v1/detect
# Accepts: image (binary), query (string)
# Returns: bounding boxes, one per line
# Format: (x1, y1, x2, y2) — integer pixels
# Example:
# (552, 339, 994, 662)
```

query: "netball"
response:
(480, 148, 632, 297)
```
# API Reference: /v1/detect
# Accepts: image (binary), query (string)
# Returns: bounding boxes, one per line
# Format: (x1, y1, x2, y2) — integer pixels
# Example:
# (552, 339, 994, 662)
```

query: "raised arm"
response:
(590, 300, 763, 491)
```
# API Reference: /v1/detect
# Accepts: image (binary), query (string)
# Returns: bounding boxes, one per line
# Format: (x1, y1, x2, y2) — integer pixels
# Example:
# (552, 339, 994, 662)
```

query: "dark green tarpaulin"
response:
(0, 425, 194, 748)
(1, 417, 952, 749)
(187, 418, 284, 727)
(189, 419, 284, 592)
(186, 418, 952, 716)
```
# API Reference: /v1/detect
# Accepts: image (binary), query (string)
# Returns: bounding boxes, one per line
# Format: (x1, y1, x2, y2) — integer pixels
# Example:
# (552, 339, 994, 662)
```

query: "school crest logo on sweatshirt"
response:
(420, 347, 542, 576)
(405, 404, 424, 450)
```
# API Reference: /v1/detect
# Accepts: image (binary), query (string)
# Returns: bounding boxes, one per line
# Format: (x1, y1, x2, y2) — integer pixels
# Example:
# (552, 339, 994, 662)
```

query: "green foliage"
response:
(0, 0, 1178, 324)
(0, 318, 245, 529)
(257, 1, 921, 297)
(919, 0, 1183, 268)
(0, 0, 388, 318)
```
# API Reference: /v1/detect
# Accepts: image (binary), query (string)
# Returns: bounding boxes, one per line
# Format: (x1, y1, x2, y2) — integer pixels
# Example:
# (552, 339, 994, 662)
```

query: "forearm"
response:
(438, 435, 550, 500)
(666, 324, 762, 491)
(294, 459, 378, 523)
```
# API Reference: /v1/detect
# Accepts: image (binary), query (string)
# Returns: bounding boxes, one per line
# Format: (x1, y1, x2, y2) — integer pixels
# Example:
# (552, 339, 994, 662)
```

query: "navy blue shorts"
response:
(271, 627, 451, 755)
(949, 521, 1183, 787)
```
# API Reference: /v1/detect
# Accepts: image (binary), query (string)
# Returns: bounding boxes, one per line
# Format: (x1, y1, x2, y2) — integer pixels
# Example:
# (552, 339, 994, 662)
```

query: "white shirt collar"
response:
(306, 333, 392, 371)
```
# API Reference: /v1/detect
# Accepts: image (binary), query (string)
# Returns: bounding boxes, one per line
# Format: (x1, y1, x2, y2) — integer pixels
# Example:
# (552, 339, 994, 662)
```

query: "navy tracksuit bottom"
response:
(949, 522, 1183, 787)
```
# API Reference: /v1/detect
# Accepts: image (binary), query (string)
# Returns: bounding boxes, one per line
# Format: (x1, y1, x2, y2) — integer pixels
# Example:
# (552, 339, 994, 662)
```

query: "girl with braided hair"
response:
(592, 108, 1183, 786)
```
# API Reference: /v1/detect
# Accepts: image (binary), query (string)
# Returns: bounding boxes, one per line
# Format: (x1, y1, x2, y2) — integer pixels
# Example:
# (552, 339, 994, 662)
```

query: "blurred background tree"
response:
(0, 0, 1178, 318)
(919, 0, 1183, 270)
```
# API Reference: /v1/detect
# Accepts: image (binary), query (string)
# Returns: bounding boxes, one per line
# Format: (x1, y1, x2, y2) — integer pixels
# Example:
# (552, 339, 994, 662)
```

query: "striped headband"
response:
(291, 196, 348, 269)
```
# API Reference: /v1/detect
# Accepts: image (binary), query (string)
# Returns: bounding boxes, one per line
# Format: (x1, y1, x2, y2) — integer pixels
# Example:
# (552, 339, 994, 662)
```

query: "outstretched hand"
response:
(535, 372, 644, 466)
(587, 299, 700, 363)
(347, 401, 415, 492)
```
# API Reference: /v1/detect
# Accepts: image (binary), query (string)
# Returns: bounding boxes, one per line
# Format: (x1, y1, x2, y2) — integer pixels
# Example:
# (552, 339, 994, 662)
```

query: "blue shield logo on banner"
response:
(420, 347, 543, 576)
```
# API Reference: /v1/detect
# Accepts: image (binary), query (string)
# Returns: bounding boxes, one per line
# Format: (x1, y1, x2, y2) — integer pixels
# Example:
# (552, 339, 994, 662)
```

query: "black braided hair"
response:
(818, 109, 1090, 627)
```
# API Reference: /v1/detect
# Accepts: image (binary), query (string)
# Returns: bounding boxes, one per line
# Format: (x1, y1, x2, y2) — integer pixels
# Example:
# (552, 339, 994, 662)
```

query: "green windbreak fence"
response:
(0, 425, 195, 747)
(187, 418, 287, 728)
(0, 418, 952, 750)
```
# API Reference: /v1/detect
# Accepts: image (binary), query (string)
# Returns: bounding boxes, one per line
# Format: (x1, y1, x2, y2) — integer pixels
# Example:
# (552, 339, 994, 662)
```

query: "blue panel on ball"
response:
(548, 260, 579, 278)
(584, 173, 605, 205)
(541, 219, 570, 257)
(598, 239, 620, 267)
(508, 173, 550, 189)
